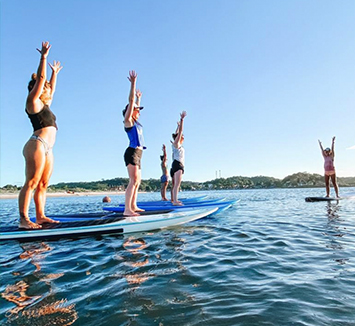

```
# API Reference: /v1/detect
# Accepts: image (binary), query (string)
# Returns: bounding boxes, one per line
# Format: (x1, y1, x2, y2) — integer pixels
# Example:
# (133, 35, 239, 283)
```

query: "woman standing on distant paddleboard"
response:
(123, 71, 145, 216)
(170, 111, 187, 205)
(318, 137, 340, 198)
(160, 144, 169, 201)
(19, 41, 63, 229)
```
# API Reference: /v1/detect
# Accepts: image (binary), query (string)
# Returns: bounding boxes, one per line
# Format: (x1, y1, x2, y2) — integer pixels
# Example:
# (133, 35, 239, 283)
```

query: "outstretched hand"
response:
(180, 111, 187, 120)
(127, 70, 137, 83)
(49, 60, 63, 74)
(162, 144, 166, 151)
(332, 136, 336, 142)
(36, 41, 51, 58)
(136, 89, 142, 98)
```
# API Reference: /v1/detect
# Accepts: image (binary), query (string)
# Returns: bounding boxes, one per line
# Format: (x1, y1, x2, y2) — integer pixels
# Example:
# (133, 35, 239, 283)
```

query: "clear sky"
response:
(1, 0, 354, 187)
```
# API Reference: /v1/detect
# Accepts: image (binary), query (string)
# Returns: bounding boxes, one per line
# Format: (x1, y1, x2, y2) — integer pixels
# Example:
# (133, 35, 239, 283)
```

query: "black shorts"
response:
(124, 147, 143, 168)
(170, 159, 184, 178)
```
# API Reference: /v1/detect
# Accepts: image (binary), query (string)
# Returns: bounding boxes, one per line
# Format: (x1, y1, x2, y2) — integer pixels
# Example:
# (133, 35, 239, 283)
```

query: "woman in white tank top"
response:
(170, 111, 187, 205)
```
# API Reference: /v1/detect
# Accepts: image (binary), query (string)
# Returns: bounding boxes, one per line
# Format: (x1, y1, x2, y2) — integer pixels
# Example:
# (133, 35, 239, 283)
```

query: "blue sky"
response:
(1, 0, 354, 187)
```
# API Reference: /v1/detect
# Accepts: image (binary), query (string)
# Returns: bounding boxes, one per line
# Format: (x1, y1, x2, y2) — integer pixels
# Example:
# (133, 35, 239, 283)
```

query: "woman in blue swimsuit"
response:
(123, 71, 145, 216)
(19, 42, 63, 229)
(160, 144, 169, 201)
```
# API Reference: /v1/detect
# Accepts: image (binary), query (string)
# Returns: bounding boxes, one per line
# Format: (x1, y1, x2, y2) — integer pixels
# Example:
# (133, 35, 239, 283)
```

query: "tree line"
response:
(1, 172, 355, 193)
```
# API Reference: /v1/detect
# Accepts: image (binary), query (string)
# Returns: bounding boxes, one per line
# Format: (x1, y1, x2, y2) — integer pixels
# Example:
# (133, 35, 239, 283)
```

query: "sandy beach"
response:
(0, 190, 125, 200)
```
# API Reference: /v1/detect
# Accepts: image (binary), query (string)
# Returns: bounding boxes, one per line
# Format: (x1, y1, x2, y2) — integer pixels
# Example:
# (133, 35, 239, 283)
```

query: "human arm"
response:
(48, 60, 63, 96)
(124, 70, 137, 127)
(331, 136, 336, 157)
(135, 89, 142, 107)
(26, 42, 51, 105)
(318, 139, 324, 154)
(173, 111, 187, 146)
(162, 144, 167, 163)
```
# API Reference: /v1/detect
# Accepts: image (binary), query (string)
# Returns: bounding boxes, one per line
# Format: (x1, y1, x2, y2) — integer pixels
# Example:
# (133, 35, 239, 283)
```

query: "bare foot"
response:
(19, 217, 42, 229)
(162, 198, 168, 201)
(123, 211, 140, 217)
(172, 202, 184, 206)
(133, 207, 145, 212)
(37, 216, 60, 224)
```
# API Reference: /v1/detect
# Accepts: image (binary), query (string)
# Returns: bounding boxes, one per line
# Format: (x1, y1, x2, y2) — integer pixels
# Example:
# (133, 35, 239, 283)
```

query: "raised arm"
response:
(318, 139, 324, 154)
(162, 144, 167, 163)
(173, 111, 187, 146)
(135, 89, 142, 107)
(48, 60, 63, 97)
(331, 136, 336, 157)
(27, 42, 51, 105)
(124, 70, 137, 127)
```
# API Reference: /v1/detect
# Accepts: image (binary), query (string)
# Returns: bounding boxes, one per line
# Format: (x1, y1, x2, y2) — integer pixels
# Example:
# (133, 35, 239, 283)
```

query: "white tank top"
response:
(172, 145, 185, 165)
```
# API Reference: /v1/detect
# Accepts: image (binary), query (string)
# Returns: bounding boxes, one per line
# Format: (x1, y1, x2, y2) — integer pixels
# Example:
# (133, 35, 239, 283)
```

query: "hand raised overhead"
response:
(36, 41, 51, 58)
(49, 60, 63, 74)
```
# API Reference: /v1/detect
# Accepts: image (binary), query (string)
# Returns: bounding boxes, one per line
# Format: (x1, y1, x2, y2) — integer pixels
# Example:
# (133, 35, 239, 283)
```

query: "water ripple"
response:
(1, 189, 355, 325)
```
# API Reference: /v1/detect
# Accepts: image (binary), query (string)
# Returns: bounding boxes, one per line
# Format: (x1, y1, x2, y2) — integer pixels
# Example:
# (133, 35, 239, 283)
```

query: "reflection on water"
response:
(2, 242, 78, 325)
(121, 237, 151, 285)
(323, 202, 350, 266)
(2, 280, 41, 315)
(326, 201, 340, 220)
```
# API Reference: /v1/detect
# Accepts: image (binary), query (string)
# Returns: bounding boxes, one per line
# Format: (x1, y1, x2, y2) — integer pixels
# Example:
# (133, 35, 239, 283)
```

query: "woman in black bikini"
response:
(19, 41, 63, 229)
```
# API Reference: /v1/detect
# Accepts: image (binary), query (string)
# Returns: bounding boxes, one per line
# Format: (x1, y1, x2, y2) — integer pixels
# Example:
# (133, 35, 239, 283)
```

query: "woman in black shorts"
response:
(123, 71, 145, 216)
(170, 111, 187, 205)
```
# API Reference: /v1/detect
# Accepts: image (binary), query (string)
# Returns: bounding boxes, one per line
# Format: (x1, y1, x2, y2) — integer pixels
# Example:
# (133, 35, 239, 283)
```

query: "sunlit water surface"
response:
(1, 188, 355, 325)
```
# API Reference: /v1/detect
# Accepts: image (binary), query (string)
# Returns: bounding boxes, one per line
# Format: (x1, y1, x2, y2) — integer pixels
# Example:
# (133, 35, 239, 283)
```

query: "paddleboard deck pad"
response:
(40, 210, 173, 222)
(131, 197, 221, 207)
(0, 207, 218, 241)
(104, 199, 237, 212)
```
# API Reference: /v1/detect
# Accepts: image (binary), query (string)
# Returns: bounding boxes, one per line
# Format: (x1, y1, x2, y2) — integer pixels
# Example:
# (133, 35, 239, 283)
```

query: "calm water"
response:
(1, 188, 355, 326)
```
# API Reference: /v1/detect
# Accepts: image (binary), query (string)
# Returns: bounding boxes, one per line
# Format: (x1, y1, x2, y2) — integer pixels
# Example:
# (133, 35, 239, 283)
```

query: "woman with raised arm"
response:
(19, 41, 63, 229)
(123, 70, 145, 216)
(160, 144, 169, 201)
(170, 111, 187, 205)
(318, 136, 339, 198)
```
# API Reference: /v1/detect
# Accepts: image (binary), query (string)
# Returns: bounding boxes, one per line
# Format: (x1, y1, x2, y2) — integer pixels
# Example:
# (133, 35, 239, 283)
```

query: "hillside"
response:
(2, 172, 354, 193)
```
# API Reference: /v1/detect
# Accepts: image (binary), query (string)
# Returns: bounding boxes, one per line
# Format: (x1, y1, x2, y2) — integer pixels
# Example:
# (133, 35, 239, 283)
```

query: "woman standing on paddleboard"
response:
(160, 144, 169, 201)
(170, 111, 187, 205)
(19, 41, 63, 229)
(318, 137, 340, 198)
(123, 71, 145, 216)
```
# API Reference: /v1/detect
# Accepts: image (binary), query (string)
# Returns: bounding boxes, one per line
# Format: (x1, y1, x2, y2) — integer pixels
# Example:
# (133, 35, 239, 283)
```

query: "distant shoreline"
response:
(0, 190, 125, 200)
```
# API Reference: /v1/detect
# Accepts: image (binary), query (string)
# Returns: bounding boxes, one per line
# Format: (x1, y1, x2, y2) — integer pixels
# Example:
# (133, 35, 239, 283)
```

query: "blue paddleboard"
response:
(119, 198, 226, 207)
(104, 199, 237, 213)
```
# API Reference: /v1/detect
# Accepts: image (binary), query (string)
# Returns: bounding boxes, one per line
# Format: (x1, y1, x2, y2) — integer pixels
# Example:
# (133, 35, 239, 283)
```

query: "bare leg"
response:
(18, 141, 45, 229)
(124, 164, 140, 216)
(324, 175, 330, 197)
(170, 177, 174, 202)
(131, 168, 144, 212)
(172, 170, 183, 205)
(330, 173, 339, 197)
(161, 181, 168, 201)
(34, 151, 58, 224)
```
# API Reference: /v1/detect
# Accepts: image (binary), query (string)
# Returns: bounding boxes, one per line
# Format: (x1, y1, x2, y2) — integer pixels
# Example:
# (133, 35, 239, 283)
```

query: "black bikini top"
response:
(26, 105, 58, 131)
